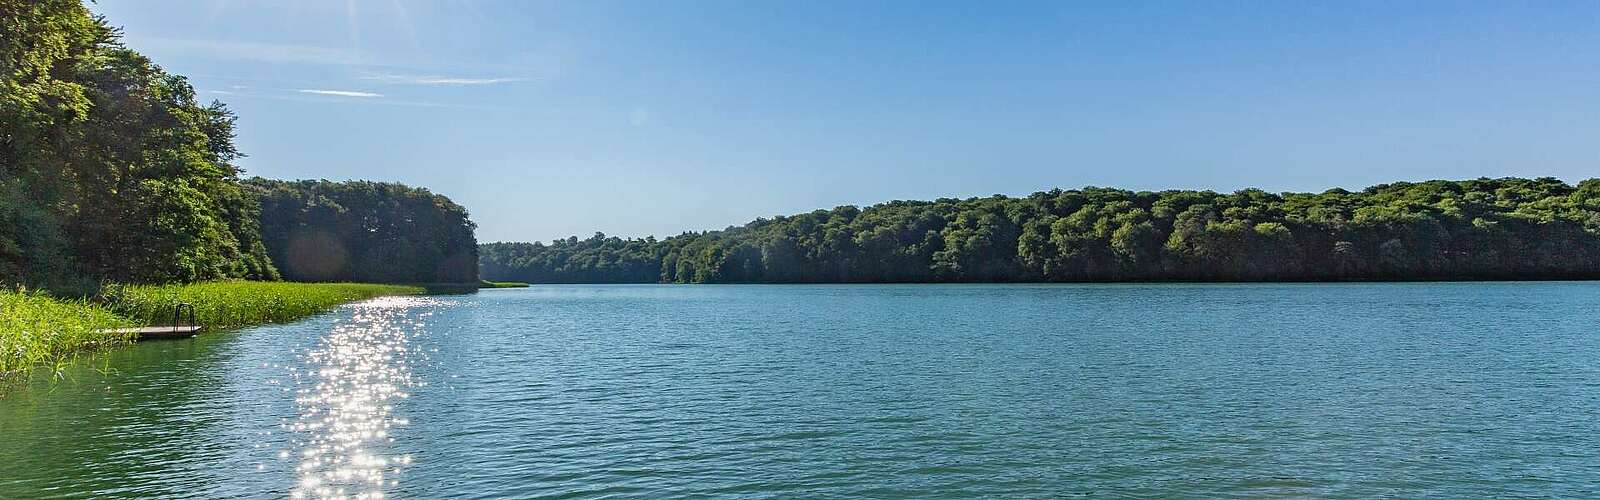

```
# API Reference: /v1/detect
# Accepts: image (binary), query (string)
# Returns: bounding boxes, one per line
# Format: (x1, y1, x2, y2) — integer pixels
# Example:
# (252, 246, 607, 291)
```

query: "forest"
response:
(1, 0, 477, 292)
(249, 179, 478, 284)
(481, 177, 1600, 283)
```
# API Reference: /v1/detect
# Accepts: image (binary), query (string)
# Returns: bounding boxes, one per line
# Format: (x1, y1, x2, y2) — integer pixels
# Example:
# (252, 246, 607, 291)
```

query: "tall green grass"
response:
(0, 290, 134, 375)
(103, 281, 424, 328)
(480, 280, 531, 288)
(1, 281, 420, 378)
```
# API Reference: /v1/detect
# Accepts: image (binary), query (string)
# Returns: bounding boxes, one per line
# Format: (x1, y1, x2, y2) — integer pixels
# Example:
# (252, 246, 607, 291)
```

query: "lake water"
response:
(3, 283, 1599, 498)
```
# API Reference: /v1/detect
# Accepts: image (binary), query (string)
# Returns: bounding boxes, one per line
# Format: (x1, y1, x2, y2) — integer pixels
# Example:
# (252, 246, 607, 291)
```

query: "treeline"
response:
(1, 0, 275, 288)
(1, 0, 476, 291)
(249, 179, 478, 283)
(482, 177, 1600, 283)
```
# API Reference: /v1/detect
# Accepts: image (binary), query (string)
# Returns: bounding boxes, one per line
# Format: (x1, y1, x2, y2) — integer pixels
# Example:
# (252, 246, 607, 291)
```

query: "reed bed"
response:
(103, 281, 423, 328)
(0, 290, 135, 375)
(1, 281, 420, 378)
(480, 281, 531, 288)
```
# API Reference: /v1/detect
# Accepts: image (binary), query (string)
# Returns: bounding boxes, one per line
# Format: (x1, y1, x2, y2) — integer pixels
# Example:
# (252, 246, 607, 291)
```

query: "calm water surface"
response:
(3, 283, 1599, 498)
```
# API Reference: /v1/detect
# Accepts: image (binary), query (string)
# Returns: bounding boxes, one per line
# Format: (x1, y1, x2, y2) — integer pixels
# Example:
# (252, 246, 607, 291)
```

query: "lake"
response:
(3, 283, 1599, 498)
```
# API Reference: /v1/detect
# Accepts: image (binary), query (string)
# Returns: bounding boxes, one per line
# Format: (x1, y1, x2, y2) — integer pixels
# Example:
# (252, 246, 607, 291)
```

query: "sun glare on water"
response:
(282, 296, 447, 499)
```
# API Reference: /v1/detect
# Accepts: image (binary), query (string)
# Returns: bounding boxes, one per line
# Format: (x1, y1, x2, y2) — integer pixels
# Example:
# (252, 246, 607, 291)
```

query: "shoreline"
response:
(1, 281, 429, 381)
(480, 277, 1600, 285)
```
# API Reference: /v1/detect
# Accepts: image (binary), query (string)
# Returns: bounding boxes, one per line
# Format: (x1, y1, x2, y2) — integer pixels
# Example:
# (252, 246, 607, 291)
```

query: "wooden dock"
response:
(102, 326, 205, 340)
(99, 303, 203, 340)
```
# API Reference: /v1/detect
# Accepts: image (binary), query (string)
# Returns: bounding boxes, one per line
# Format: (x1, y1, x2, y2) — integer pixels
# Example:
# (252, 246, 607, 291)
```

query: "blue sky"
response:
(92, 1, 1599, 243)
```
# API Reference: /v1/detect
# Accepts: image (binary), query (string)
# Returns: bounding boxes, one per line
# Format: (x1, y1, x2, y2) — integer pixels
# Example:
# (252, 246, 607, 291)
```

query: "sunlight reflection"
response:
(283, 296, 446, 499)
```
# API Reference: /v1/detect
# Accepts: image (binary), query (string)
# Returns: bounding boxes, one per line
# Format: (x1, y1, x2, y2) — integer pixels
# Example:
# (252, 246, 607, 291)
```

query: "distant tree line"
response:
(249, 179, 479, 284)
(1, 0, 477, 291)
(482, 177, 1600, 283)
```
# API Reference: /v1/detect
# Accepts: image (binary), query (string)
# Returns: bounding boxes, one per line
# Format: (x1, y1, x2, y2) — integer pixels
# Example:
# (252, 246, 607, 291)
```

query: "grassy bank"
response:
(0, 290, 135, 375)
(103, 282, 423, 328)
(2, 281, 422, 378)
(481, 281, 531, 288)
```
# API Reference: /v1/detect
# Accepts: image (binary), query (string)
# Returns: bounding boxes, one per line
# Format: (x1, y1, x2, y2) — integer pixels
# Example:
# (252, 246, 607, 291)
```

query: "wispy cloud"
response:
(125, 35, 571, 78)
(206, 89, 489, 110)
(418, 77, 528, 85)
(131, 37, 374, 66)
(360, 73, 531, 86)
(297, 89, 384, 98)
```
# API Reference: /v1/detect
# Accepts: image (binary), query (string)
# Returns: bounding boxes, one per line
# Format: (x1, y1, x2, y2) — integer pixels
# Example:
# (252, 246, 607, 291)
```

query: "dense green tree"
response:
(248, 179, 479, 284)
(1, 0, 104, 285)
(1, 0, 276, 288)
(483, 177, 1600, 284)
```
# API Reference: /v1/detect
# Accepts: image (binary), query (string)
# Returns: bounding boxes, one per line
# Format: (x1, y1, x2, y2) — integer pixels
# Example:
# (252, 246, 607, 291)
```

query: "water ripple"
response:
(284, 296, 446, 499)
(5, 284, 1600, 498)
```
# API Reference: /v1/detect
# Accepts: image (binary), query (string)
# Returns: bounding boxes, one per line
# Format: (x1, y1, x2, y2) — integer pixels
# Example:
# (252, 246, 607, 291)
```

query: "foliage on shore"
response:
(2, 1, 479, 292)
(482, 177, 1600, 283)
(248, 179, 479, 284)
(480, 281, 530, 288)
(0, 289, 133, 375)
(1, 3, 470, 378)
(1, 0, 276, 288)
(103, 281, 422, 328)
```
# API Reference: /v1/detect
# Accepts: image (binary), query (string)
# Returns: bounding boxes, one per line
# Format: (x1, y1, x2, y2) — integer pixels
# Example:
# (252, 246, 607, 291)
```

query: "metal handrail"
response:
(172, 303, 196, 332)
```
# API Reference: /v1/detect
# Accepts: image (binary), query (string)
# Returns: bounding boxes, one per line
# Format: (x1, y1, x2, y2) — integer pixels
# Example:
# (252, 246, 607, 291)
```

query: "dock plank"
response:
(100, 326, 205, 340)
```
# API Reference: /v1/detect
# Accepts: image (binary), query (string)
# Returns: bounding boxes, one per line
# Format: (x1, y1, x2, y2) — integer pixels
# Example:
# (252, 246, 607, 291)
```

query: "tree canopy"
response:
(2, 0, 275, 288)
(2, 1, 479, 290)
(249, 179, 479, 284)
(482, 178, 1600, 283)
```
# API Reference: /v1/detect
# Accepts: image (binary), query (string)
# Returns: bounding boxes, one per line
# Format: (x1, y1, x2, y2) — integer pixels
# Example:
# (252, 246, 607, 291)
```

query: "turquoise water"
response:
(3, 283, 1600, 498)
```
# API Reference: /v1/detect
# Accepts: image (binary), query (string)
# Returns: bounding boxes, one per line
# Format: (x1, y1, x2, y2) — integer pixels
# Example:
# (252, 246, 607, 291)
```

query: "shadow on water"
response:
(421, 283, 483, 295)
(0, 324, 303, 497)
